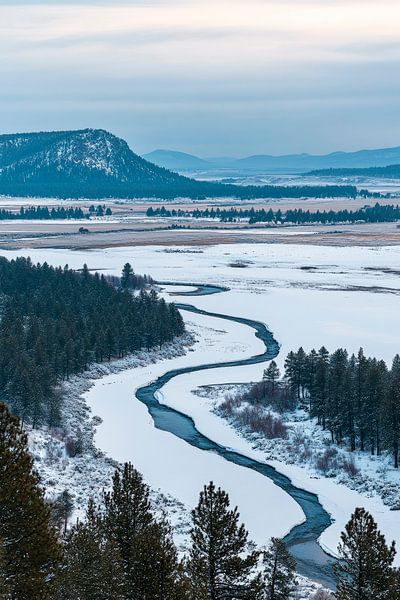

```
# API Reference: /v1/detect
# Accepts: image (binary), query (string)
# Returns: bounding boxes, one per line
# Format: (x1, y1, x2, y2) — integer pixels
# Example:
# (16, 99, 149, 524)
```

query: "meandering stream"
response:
(136, 282, 336, 588)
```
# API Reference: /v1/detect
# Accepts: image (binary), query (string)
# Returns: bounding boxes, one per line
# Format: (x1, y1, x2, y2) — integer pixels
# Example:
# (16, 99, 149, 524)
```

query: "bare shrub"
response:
(237, 406, 287, 439)
(65, 429, 84, 458)
(245, 381, 297, 412)
(316, 447, 338, 474)
(312, 590, 336, 600)
(219, 394, 242, 416)
(45, 440, 64, 462)
(342, 457, 359, 478)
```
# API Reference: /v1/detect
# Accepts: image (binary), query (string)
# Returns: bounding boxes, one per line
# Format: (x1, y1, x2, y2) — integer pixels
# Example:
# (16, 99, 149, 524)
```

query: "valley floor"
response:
(5, 240, 400, 595)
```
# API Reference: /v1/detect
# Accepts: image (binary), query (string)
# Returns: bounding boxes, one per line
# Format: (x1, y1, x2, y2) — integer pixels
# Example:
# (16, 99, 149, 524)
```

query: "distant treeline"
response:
(0, 180, 358, 200)
(307, 164, 400, 178)
(147, 202, 400, 225)
(0, 258, 184, 428)
(0, 205, 112, 220)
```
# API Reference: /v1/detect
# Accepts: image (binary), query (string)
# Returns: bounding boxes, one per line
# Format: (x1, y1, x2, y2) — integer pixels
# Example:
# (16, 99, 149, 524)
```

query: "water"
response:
(135, 282, 336, 589)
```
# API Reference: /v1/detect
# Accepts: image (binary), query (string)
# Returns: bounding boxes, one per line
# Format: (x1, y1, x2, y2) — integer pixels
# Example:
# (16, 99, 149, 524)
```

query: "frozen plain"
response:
(3, 242, 400, 561)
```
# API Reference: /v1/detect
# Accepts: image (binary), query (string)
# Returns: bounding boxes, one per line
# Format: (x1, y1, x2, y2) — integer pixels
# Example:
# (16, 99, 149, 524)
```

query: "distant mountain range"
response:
(306, 164, 400, 178)
(143, 149, 209, 171)
(0, 129, 357, 199)
(143, 146, 400, 174)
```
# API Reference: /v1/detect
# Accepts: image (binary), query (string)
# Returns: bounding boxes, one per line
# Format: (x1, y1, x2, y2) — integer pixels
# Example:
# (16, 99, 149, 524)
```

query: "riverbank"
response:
(28, 332, 195, 530)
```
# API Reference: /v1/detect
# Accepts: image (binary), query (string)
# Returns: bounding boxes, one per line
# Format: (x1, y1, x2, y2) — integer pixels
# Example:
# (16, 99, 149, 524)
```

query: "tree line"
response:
(0, 258, 184, 429)
(1, 401, 399, 599)
(146, 203, 400, 226)
(0, 205, 112, 220)
(0, 179, 358, 201)
(283, 347, 400, 468)
(307, 164, 400, 178)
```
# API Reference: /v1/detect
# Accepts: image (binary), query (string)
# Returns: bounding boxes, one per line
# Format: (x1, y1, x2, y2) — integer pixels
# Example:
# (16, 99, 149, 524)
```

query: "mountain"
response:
(0, 129, 186, 195)
(143, 145, 400, 174)
(0, 129, 357, 199)
(142, 149, 209, 171)
(234, 147, 400, 173)
(306, 164, 400, 178)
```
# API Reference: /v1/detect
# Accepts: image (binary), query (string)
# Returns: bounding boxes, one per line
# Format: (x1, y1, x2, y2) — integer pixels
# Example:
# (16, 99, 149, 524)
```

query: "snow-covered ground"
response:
(3, 243, 400, 367)
(3, 242, 400, 577)
(85, 309, 304, 547)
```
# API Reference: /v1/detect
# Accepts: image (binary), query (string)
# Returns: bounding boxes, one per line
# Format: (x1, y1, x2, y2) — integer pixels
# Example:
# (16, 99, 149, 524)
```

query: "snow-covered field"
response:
(3, 242, 400, 572)
(85, 309, 304, 547)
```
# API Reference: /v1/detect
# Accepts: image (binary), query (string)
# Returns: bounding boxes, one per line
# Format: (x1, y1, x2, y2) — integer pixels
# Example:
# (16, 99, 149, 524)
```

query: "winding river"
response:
(136, 282, 336, 589)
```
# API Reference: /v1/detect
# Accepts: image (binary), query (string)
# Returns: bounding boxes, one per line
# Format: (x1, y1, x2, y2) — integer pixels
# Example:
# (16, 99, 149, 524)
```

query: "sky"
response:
(1, 0, 400, 156)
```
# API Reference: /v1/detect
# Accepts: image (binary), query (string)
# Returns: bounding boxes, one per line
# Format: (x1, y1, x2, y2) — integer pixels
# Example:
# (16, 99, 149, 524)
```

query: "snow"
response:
(3, 241, 400, 571)
(85, 309, 304, 548)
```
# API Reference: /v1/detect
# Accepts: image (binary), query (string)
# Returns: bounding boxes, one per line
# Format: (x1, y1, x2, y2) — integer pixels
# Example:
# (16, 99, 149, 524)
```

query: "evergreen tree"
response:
(263, 361, 281, 396)
(58, 499, 124, 600)
(187, 481, 261, 599)
(53, 489, 74, 535)
(334, 507, 398, 600)
(103, 463, 153, 598)
(0, 257, 184, 427)
(263, 537, 297, 599)
(121, 262, 134, 289)
(144, 516, 190, 600)
(0, 403, 61, 599)
(383, 355, 400, 468)
(102, 463, 184, 599)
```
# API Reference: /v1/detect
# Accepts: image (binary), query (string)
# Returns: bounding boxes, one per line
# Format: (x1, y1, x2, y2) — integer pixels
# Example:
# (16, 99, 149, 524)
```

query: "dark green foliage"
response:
(0, 129, 357, 200)
(307, 164, 400, 178)
(146, 202, 400, 226)
(102, 463, 187, 599)
(0, 205, 89, 220)
(284, 347, 400, 467)
(187, 481, 262, 599)
(263, 537, 297, 599)
(0, 257, 184, 427)
(263, 361, 281, 395)
(0, 402, 61, 599)
(334, 508, 398, 600)
(121, 262, 135, 289)
(52, 489, 74, 535)
(57, 499, 125, 600)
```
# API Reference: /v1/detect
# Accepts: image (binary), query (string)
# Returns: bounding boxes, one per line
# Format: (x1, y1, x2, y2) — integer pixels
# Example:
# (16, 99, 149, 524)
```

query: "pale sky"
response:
(1, 0, 400, 156)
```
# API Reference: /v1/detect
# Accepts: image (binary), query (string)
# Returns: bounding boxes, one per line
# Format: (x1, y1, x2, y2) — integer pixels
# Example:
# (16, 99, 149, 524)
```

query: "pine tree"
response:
(58, 499, 124, 600)
(143, 516, 190, 600)
(121, 262, 134, 289)
(263, 361, 281, 396)
(53, 489, 74, 534)
(383, 355, 400, 468)
(187, 481, 261, 599)
(334, 507, 398, 599)
(0, 402, 61, 599)
(103, 463, 157, 599)
(263, 537, 297, 599)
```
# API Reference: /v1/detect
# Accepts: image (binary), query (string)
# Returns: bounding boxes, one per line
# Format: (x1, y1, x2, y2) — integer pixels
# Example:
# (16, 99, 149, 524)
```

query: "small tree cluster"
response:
(284, 347, 400, 467)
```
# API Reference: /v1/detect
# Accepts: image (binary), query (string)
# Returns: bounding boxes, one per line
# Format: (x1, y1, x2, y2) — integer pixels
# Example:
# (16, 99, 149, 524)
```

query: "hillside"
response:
(306, 164, 400, 178)
(144, 146, 400, 174)
(0, 129, 356, 199)
(234, 147, 400, 173)
(142, 149, 210, 171)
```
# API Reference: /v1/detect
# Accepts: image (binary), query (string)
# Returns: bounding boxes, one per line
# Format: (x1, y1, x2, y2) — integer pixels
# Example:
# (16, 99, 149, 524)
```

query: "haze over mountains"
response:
(0, 129, 357, 200)
(143, 146, 400, 174)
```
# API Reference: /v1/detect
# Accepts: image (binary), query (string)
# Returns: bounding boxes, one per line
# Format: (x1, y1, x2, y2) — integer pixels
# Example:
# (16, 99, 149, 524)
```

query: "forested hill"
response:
(0, 257, 185, 427)
(0, 129, 356, 199)
(306, 164, 400, 178)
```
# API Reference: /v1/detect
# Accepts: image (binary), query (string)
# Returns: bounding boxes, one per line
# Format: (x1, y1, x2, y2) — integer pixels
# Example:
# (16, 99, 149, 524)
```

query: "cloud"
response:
(0, 0, 399, 154)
